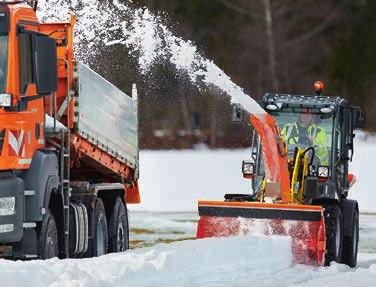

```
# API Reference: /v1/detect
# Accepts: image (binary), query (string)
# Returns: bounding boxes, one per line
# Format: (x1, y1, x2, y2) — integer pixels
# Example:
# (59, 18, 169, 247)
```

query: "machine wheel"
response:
(341, 208, 359, 267)
(38, 210, 59, 259)
(108, 197, 129, 253)
(323, 203, 344, 266)
(92, 199, 108, 257)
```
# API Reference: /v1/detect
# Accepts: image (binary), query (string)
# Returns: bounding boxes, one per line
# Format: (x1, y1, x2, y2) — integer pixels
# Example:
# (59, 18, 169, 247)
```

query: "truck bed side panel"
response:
(76, 63, 138, 169)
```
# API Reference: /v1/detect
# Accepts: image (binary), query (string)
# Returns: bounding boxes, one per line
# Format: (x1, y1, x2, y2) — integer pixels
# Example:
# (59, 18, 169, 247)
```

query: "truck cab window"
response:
(0, 35, 8, 93)
(18, 34, 34, 94)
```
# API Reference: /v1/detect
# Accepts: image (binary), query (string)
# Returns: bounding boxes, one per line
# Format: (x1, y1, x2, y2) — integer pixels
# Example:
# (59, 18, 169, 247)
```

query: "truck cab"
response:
(0, 1, 139, 260)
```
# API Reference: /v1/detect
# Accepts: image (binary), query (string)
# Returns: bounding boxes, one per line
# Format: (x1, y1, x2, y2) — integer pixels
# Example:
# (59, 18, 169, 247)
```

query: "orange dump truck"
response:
(0, 1, 139, 259)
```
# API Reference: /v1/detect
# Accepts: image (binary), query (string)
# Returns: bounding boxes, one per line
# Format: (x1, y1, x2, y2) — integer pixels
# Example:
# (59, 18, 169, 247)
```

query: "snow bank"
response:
(134, 135, 376, 212)
(0, 236, 292, 287)
(1, 235, 375, 287)
(349, 137, 376, 212)
(134, 149, 252, 212)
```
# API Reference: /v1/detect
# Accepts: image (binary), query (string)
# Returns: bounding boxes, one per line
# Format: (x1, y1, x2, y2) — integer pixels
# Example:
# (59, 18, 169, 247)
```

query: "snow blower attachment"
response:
(197, 114, 326, 265)
(197, 89, 365, 267)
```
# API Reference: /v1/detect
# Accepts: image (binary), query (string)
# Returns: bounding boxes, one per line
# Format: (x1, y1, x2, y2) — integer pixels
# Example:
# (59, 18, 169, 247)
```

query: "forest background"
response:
(92, 0, 376, 149)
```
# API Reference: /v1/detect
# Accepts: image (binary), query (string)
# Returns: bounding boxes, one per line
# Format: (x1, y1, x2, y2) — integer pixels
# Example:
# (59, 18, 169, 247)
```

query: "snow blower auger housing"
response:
(197, 83, 365, 267)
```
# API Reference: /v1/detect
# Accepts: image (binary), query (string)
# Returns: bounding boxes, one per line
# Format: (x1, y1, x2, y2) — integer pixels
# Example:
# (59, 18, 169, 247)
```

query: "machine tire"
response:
(341, 208, 359, 267)
(323, 203, 344, 266)
(108, 197, 129, 253)
(92, 198, 108, 257)
(38, 210, 59, 259)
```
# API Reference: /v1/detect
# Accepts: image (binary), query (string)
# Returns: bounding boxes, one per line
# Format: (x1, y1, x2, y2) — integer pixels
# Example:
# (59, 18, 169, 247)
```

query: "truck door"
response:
(337, 107, 353, 195)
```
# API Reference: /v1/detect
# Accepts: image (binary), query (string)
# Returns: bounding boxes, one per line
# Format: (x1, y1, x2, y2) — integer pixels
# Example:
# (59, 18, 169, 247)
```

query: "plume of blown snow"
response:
(37, 0, 265, 114)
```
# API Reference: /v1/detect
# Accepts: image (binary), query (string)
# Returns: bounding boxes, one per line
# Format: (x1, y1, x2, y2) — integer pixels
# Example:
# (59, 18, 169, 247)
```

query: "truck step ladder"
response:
(60, 128, 71, 258)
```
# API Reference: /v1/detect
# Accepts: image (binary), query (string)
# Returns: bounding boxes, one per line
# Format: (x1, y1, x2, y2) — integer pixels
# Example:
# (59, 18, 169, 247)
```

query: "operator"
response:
(281, 111, 329, 166)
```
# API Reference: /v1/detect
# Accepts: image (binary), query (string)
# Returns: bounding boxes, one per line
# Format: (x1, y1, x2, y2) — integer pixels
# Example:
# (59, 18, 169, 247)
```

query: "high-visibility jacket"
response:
(281, 122, 329, 165)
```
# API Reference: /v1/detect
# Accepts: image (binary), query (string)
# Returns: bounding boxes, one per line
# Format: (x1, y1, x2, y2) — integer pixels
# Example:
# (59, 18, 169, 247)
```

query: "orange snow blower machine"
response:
(197, 83, 365, 267)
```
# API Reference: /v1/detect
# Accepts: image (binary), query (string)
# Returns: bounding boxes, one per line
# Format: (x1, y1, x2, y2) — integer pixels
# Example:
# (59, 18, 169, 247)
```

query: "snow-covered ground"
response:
(1, 137, 375, 286)
(133, 134, 376, 212)
(1, 214, 376, 287)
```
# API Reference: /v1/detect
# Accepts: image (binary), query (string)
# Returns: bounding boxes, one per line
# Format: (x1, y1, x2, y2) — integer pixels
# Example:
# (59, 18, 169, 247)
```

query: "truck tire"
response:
(92, 198, 108, 257)
(323, 203, 344, 266)
(341, 208, 359, 267)
(108, 197, 129, 253)
(38, 210, 58, 259)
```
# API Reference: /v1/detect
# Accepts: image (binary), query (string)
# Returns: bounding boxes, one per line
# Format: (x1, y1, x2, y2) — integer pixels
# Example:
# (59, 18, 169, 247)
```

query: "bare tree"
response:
(217, 0, 345, 95)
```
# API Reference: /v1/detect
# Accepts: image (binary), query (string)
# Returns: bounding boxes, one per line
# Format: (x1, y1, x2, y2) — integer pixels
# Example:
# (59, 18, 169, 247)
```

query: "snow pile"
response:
(1, 235, 376, 286)
(37, 0, 264, 114)
(0, 236, 292, 287)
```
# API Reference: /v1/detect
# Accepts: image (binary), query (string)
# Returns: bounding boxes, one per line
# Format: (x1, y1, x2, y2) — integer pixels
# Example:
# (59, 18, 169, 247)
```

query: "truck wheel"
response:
(341, 208, 359, 267)
(93, 198, 108, 257)
(38, 210, 58, 259)
(108, 197, 129, 253)
(323, 203, 344, 266)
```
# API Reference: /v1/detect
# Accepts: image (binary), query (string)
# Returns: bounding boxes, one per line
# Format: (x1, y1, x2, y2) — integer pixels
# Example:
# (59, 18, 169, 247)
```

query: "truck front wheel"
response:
(108, 197, 129, 253)
(38, 210, 58, 259)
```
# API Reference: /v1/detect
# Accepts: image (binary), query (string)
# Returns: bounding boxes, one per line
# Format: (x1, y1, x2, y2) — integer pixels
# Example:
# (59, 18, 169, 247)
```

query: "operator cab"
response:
(263, 96, 335, 167)
(255, 82, 365, 200)
(241, 82, 364, 202)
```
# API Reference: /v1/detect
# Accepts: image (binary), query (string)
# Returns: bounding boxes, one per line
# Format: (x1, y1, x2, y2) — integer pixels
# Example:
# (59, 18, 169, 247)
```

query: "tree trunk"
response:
(210, 96, 217, 148)
(262, 0, 279, 91)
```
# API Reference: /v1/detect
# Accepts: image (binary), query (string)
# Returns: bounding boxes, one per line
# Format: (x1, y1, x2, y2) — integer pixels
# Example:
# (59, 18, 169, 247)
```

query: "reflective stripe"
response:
(286, 124, 295, 141)
(18, 158, 32, 165)
(310, 126, 319, 138)
(285, 124, 299, 145)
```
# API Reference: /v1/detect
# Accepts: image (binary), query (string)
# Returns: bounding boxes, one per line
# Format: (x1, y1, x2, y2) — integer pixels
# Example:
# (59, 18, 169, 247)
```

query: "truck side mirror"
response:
(242, 160, 255, 179)
(232, 103, 242, 123)
(33, 35, 58, 95)
(353, 109, 365, 129)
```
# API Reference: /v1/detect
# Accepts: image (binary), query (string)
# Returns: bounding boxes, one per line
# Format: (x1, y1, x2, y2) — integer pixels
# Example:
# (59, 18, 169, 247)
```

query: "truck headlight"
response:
(0, 94, 12, 107)
(318, 166, 329, 178)
(0, 224, 14, 233)
(0, 197, 16, 216)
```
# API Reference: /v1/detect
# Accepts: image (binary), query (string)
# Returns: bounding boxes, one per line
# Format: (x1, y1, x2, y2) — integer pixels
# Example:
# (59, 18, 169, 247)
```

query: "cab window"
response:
(0, 35, 8, 93)
(18, 33, 34, 94)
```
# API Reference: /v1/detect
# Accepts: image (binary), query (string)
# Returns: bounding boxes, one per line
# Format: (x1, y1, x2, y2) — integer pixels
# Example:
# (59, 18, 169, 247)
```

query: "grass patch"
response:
(167, 230, 186, 235)
(130, 239, 149, 249)
(130, 228, 156, 235)
(130, 229, 187, 235)
(154, 237, 196, 245)
(130, 237, 197, 249)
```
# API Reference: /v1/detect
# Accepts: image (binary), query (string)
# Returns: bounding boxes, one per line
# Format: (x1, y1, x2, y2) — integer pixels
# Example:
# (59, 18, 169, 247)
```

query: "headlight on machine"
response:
(0, 197, 16, 216)
(242, 160, 255, 178)
(318, 166, 330, 178)
(0, 94, 12, 107)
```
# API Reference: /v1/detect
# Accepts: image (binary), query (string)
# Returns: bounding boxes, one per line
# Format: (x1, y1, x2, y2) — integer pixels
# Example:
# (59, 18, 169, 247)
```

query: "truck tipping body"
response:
(0, 1, 139, 259)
